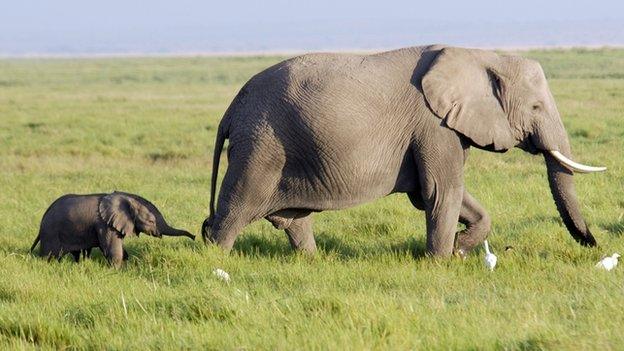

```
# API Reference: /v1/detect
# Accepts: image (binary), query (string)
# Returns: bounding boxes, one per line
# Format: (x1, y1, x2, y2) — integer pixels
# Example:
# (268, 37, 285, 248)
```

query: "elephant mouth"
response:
(517, 138, 540, 155)
(146, 230, 162, 238)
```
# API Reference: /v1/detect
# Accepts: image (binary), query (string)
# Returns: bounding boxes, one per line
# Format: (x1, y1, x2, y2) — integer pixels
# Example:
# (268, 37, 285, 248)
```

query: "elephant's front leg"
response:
(415, 139, 466, 257)
(97, 228, 125, 269)
(421, 181, 464, 257)
(417, 170, 464, 256)
(454, 190, 492, 258)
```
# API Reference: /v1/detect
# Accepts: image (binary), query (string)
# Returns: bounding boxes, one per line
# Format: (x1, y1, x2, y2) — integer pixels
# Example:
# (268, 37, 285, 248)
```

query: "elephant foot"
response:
(453, 230, 484, 259)
(453, 247, 469, 260)
(201, 217, 213, 243)
(291, 240, 317, 254)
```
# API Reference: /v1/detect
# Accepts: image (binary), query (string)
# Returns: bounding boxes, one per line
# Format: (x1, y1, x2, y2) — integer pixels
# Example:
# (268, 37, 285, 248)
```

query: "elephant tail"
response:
(208, 118, 230, 223)
(30, 234, 40, 252)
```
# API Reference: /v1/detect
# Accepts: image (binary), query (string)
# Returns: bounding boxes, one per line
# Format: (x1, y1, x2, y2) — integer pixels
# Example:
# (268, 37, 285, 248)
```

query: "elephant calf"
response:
(30, 191, 195, 268)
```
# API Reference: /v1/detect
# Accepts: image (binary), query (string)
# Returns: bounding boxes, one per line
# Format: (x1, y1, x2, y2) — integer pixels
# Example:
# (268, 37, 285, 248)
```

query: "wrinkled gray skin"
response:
(202, 45, 598, 257)
(31, 192, 195, 268)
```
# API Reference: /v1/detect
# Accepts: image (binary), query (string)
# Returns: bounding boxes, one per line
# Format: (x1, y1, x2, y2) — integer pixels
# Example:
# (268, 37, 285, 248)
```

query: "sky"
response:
(1, 0, 623, 55)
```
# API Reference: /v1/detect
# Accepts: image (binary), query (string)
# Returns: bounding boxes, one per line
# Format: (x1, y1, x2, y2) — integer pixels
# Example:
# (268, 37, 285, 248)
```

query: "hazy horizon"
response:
(2, 1, 624, 56)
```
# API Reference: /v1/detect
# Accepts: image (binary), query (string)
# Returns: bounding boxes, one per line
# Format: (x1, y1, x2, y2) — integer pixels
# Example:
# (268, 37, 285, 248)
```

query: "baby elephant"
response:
(30, 191, 195, 268)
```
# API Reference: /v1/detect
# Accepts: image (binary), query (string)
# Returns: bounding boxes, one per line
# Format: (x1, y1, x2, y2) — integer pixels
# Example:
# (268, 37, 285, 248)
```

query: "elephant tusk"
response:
(548, 150, 607, 173)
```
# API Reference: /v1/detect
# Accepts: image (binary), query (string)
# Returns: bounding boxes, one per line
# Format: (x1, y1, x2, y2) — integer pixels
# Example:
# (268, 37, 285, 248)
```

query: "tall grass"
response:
(1, 49, 623, 349)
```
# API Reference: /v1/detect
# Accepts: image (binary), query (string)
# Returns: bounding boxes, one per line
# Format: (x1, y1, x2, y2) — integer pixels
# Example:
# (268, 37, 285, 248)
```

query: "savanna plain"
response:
(1, 49, 624, 350)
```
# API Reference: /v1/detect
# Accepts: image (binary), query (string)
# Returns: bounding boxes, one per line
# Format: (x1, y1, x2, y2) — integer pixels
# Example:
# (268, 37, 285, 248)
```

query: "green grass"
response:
(1, 49, 623, 350)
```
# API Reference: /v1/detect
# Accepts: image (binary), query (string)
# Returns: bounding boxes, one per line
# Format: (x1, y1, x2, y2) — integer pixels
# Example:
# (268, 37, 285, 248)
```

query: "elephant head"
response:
(99, 192, 195, 240)
(421, 47, 606, 246)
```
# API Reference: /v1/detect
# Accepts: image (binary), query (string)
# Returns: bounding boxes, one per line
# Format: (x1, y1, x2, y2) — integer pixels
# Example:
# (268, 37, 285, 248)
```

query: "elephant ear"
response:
(422, 47, 516, 151)
(98, 193, 138, 237)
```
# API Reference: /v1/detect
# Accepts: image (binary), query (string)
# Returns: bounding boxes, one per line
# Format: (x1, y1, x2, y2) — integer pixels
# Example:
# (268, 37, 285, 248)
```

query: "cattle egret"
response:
(595, 253, 620, 271)
(484, 240, 497, 271)
(213, 268, 231, 282)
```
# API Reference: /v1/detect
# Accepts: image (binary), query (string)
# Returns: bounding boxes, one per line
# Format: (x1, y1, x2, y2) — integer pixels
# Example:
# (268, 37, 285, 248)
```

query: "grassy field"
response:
(0, 48, 623, 350)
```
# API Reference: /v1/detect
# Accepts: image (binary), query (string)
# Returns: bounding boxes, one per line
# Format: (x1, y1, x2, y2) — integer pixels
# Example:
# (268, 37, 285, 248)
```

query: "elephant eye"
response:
(532, 103, 542, 111)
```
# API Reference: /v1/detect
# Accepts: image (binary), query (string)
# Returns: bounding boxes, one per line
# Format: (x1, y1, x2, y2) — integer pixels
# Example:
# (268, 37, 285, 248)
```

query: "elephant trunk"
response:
(543, 146, 597, 246)
(158, 221, 195, 240)
(530, 104, 602, 246)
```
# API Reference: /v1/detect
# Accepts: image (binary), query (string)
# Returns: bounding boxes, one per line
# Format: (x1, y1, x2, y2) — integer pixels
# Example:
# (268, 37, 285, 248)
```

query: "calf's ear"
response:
(98, 194, 137, 237)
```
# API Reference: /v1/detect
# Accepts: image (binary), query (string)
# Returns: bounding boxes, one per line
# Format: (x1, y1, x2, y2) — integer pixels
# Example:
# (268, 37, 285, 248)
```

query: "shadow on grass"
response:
(232, 234, 292, 258)
(20, 237, 195, 266)
(602, 221, 624, 237)
(19, 230, 427, 264)
(497, 335, 553, 351)
(23, 246, 111, 265)
(232, 232, 428, 260)
(389, 237, 428, 259)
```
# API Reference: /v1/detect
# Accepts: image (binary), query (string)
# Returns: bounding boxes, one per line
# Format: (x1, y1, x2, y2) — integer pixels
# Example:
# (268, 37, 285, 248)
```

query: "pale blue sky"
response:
(1, 0, 623, 55)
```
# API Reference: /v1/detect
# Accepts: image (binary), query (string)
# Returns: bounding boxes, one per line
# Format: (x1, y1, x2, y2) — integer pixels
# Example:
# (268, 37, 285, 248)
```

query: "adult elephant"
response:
(201, 45, 606, 257)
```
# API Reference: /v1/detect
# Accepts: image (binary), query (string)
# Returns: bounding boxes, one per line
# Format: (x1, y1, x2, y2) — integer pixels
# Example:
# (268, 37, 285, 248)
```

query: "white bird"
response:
(483, 240, 497, 271)
(212, 268, 231, 282)
(595, 253, 620, 271)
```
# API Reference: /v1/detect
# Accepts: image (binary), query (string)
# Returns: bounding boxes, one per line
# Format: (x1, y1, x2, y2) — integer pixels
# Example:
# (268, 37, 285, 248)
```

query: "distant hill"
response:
(1, 19, 623, 56)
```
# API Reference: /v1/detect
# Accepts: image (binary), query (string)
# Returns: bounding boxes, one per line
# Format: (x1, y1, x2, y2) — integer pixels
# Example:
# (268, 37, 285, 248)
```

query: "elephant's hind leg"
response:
(48, 250, 66, 262)
(266, 210, 316, 252)
(209, 212, 254, 251)
(454, 190, 492, 258)
(207, 159, 281, 251)
(286, 215, 316, 253)
(40, 241, 63, 262)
